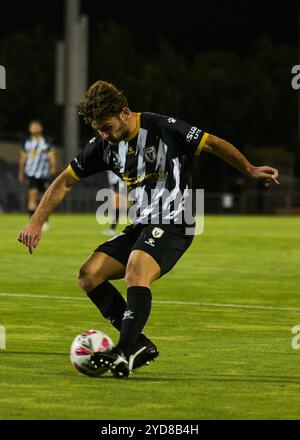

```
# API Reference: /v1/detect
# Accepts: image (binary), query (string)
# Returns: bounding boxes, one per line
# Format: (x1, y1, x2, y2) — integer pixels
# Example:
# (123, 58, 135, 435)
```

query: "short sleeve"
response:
(159, 115, 209, 156)
(67, 136, 108, 180)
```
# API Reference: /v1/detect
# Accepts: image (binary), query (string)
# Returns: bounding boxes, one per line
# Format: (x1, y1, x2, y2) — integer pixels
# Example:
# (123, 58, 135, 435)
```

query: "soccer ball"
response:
(70, 330, 113, 377)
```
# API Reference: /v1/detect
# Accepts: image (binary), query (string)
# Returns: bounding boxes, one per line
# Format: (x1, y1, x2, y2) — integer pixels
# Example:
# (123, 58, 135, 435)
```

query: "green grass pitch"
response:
(1, 214, 300, 420)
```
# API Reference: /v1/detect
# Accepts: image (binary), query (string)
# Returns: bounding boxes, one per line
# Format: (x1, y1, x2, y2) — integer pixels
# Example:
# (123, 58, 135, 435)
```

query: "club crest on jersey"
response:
(144, 145, 157, 163)
(151, 227, 164, 238)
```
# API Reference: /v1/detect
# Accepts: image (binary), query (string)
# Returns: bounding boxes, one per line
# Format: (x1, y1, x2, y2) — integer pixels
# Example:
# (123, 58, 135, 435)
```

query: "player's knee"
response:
(77, 268, 89, 291)
(77, 267, 100, 293)
(125, 264, 145, 287)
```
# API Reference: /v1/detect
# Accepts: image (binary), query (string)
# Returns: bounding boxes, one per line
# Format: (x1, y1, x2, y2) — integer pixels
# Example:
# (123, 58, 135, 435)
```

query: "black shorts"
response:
(27, 176, 49, 192)
(95, 223, 195, 277)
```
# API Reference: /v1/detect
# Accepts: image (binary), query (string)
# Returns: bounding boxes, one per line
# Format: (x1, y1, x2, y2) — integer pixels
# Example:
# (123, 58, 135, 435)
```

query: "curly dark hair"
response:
(79, 80, 128, 125)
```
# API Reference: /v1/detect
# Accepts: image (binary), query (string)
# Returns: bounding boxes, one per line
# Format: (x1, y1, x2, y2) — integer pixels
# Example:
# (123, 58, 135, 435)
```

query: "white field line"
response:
(0, 292, 299, 313)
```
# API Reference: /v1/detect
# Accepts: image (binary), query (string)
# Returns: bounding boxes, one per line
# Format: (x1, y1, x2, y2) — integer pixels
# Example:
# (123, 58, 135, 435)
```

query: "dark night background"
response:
(0, 0, 299, 194)
(0, 1, 298, 53)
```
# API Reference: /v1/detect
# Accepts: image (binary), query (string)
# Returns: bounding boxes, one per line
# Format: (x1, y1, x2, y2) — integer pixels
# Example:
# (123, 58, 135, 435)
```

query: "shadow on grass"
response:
(2, 352, 300, 384)
(206, 374, 300, 385)
(63, 374, 300, 384)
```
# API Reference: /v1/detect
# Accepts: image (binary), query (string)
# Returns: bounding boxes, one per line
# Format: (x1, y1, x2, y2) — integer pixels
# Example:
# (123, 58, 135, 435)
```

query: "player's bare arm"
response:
(17, 169, 77, 254)
(203, 134, 279, 186)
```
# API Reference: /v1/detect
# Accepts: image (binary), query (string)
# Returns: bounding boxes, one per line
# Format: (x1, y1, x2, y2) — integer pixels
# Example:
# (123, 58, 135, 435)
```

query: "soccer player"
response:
(18, 120, 57, 230)
(17, 81, 279, 378)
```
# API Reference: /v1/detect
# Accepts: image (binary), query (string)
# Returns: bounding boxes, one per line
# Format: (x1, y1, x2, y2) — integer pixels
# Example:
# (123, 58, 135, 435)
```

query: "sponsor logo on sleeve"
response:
(186, 126, 202, 143)
(74, 157, 84, 171)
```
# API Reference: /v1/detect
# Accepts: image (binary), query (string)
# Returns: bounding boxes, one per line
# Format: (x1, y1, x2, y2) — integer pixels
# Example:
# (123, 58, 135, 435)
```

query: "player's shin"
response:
(117, 286, 152, 357)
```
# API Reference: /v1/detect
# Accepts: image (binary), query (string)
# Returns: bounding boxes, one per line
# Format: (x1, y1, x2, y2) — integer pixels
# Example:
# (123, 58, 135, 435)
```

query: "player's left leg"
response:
(91, 224, 195, 377)
(80, 226, 155, 344)
(117, 250, 160, 373)
(90, 250, 160, 377)
(117, 250, 160, 355)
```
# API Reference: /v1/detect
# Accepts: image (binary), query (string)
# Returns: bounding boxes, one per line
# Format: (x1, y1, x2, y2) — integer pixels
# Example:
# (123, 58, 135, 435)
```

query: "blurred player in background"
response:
(102, 170, 127, 236)
(18, 120, 57, 231)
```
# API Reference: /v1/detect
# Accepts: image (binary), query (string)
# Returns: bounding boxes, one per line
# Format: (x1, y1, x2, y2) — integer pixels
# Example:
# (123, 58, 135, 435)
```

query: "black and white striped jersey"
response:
(68, 112, 209, 225)
(22, 137, 54, 179)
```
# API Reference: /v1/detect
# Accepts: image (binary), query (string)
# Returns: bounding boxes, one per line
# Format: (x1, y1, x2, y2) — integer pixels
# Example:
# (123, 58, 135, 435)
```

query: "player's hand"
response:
(17, 223, 42, 254)
(250, 166, 279, 187)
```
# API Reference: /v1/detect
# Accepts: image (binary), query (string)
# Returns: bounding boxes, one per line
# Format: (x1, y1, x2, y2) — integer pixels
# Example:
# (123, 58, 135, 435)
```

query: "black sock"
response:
(118, 286, 152, 357)
(111, 208, 119, 230)
(137, 333, 149, 345)
(87, 281, 127, 331)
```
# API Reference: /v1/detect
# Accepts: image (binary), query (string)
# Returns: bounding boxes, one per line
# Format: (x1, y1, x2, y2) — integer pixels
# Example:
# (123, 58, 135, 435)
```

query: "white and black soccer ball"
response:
(70, 330, 113, 377)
